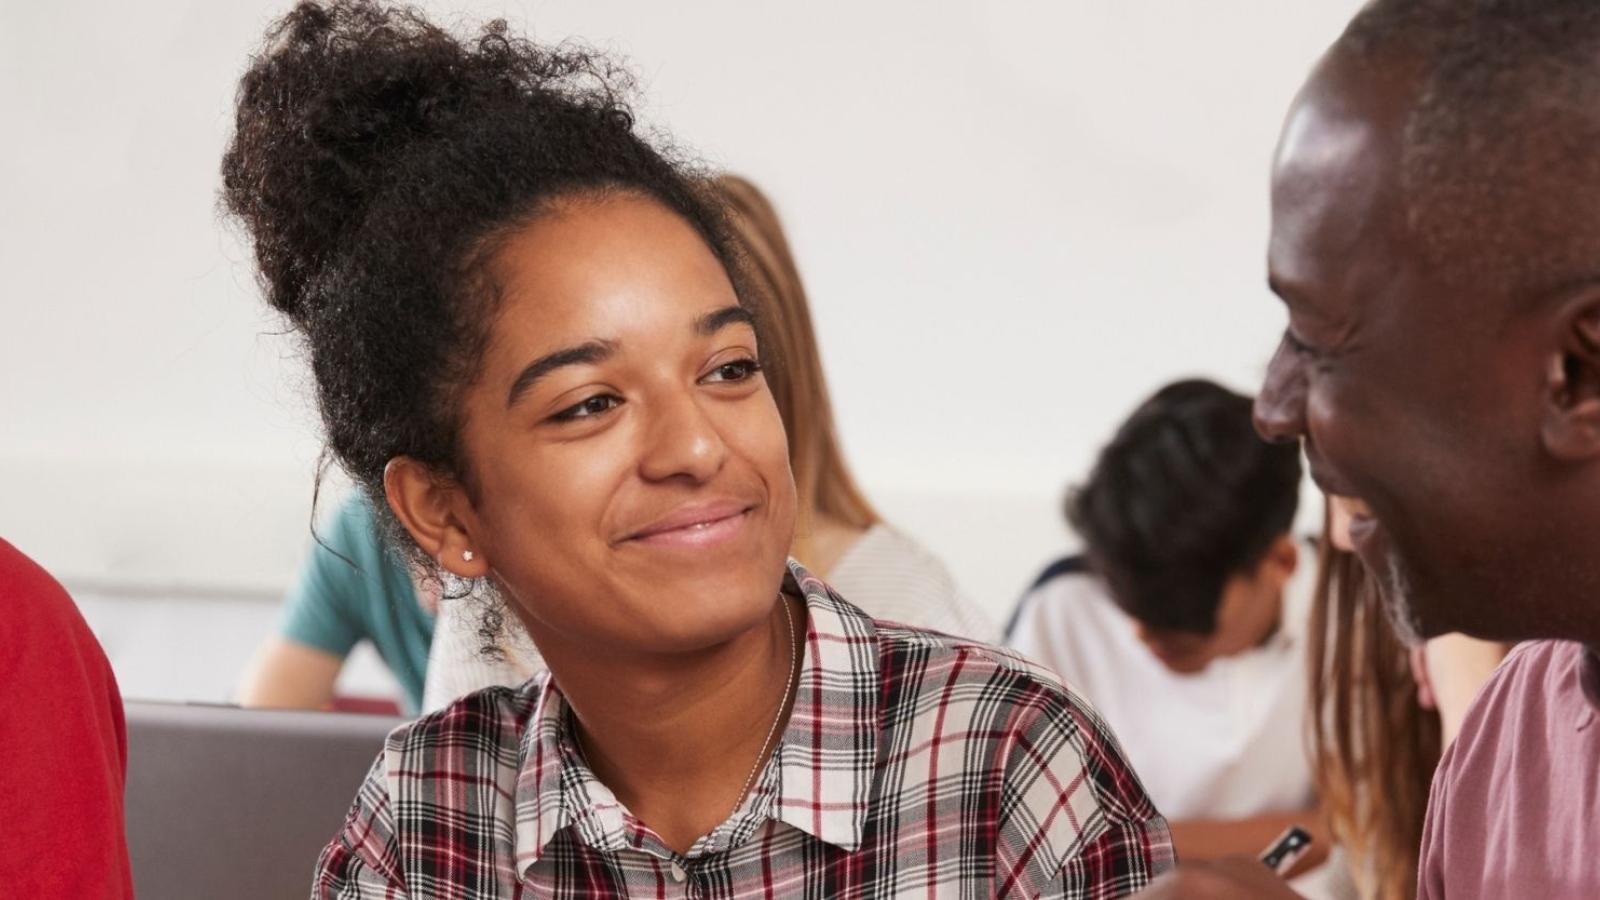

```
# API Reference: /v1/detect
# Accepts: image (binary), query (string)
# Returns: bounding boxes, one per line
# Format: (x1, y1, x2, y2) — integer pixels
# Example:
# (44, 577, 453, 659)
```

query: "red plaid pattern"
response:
(315, 560, 1173, 898)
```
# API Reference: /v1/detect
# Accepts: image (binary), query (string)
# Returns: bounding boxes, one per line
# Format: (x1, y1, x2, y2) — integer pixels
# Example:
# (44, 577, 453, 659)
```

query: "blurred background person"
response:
(1310, 496, 1510, 900)
(1, 538, 134, 898)
(423, 173, 994, 709)
(716, 174, 987, 635)
(1006, 379, 1348, 897)
(236, 494, 437, 714)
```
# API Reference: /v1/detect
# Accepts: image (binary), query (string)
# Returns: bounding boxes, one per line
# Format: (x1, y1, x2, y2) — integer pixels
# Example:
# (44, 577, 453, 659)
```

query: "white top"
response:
(421, 523, 994, 712)
(1007, 553, 1317, 822)
(826, 523, 997, 643)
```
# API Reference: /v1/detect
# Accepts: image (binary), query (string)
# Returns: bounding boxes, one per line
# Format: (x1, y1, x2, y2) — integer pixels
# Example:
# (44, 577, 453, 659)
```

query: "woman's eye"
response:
(702, 358, 762, 384)
(552, 394, 622, 421)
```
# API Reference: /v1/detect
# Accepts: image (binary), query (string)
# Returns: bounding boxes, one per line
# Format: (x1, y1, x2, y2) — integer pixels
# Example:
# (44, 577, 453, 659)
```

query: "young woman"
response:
(221, 2, 1171, 896)
(420, 174, 996, 710)
(1309, 497, 1509, 900)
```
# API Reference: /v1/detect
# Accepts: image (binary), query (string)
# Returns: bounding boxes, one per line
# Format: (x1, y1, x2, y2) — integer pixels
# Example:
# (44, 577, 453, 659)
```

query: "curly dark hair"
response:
(220, 2, 748, 628)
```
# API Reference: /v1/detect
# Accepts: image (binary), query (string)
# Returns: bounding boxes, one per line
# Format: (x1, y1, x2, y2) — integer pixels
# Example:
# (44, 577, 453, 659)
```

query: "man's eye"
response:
(703, 359, 762, 384)
(552, 394, 622, 421)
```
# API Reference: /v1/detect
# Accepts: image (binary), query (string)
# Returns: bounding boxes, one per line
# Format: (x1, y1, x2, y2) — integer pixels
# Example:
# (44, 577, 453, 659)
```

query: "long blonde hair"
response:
(713, 174, 880, 565)
(1308, 506, 1441, 900)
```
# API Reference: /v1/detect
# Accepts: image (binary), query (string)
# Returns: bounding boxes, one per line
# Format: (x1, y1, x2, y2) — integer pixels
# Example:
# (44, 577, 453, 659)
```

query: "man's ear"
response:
(1541, 294, 1600, 462)
(1257, 533, 1300, 591)
(383, 457, 490, 579)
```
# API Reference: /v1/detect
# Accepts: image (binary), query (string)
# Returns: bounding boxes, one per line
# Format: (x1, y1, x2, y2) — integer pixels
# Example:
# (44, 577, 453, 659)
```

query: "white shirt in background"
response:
(826, 523, 998, 644)
(1008, 554, 1315, 819)
(1006, 552, 1355, 899)
(421, 523, 994, 712)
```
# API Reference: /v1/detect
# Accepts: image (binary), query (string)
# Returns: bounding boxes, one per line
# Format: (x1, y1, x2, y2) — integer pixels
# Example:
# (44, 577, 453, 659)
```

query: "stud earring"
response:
(462, 550, 474, 562)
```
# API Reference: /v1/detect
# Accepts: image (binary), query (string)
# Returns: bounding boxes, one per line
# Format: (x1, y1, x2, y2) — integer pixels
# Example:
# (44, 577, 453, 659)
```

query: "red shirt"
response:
(0, 538, 135, 898)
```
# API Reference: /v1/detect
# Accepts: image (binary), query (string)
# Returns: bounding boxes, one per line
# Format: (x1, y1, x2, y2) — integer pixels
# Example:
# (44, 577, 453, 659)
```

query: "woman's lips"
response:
(1346, 507, 1385, 562)
(623, 505, 753, 549)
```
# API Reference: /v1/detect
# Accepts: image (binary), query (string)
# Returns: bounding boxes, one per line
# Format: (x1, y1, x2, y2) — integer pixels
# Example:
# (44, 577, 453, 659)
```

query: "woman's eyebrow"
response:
(505, 340, 616, 409)
(696, 305, 754, 336)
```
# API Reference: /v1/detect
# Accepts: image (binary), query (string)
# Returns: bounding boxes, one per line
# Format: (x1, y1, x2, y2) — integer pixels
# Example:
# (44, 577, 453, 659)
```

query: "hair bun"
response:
(221, 0, 498, 326)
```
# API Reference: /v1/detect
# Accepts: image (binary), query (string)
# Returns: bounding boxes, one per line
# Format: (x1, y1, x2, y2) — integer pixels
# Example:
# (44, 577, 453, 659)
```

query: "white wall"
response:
(0, 0, 1365, 698)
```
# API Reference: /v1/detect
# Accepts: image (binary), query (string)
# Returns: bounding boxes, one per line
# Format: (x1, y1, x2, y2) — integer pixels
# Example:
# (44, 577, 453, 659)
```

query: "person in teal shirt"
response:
(237, 494, 434, 713)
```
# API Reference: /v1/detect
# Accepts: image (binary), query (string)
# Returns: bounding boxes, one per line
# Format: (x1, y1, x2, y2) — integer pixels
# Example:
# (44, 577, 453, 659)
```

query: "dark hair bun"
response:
(220, 0, 630, 327)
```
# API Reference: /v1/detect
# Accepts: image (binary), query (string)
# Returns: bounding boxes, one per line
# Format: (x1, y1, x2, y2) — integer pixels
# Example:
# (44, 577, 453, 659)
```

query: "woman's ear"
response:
(1541, 295, 1600, 462)
(383, 457, 490, 579)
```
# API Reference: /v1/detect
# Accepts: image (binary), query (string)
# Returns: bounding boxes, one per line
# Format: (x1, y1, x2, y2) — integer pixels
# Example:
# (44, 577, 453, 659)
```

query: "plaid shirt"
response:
(315, 560, 1173, 898)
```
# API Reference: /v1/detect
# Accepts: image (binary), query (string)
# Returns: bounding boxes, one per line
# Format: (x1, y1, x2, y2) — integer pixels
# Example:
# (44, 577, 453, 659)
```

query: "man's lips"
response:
(1306, 455, 1363, 503)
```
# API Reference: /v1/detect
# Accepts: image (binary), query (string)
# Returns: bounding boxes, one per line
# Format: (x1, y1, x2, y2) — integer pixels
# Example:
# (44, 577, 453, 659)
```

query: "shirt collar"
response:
(767, 558, 880, 851)
(512, 558, 880, 876)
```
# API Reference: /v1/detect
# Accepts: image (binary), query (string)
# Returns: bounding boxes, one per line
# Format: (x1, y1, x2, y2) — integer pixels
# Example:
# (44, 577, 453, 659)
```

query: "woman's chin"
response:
(617, 579, 785, 656)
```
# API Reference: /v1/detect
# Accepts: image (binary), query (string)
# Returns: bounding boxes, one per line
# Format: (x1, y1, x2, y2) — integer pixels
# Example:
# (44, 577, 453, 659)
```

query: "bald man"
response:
(1136, 2, 1600, 898)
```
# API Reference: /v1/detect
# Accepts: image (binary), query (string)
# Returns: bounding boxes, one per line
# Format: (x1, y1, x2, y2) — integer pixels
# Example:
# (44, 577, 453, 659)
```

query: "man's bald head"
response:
(1336, 0, 1600, 295)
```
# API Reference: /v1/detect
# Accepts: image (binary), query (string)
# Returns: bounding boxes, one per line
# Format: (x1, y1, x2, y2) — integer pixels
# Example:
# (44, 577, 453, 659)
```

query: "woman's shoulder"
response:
(873, 619, 1068, 693)
(869, 620, 1133, 765)
(384, 677, 546, 768)
(864, 618, 1171, 880)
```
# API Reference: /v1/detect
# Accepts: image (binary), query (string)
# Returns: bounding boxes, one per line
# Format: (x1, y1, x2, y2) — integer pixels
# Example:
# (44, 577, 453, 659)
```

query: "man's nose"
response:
(1254, 340, 1309, 443)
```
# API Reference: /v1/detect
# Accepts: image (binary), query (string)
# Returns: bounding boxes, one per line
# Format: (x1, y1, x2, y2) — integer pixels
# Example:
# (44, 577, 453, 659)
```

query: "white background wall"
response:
(0, 0, 1366, 701)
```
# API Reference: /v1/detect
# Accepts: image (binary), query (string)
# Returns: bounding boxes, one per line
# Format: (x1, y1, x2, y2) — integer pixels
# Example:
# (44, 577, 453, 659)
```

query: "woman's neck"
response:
(537, 593, 806, 855)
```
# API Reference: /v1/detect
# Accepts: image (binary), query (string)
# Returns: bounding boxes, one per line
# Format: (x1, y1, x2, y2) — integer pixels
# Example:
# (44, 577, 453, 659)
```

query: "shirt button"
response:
(669, 860, 686, 883)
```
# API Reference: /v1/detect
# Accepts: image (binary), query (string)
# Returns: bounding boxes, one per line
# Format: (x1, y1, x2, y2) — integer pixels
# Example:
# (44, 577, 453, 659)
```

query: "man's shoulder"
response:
(1006, 555, 1112, 632)
(1437, 641, 1580, 782)
(1003, 556, 1131, 681)
(1462, 640, 1571, 712)
(1026, 554, 1094, 593)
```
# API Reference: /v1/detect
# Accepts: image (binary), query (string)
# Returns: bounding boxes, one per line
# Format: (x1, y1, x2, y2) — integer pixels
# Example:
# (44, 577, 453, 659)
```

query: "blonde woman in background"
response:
(421, 174, 994, 710)
(1309, 496, 1510, 900)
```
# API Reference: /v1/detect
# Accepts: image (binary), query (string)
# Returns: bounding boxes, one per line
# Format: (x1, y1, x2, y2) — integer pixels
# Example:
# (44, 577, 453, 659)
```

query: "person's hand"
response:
(1131, 858, 1307, 899)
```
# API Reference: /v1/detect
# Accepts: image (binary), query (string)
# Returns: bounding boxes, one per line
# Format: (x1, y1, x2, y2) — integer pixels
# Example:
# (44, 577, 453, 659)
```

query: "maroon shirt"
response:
(0, 539, 134, 898)
(1418, 640, 1600, 899)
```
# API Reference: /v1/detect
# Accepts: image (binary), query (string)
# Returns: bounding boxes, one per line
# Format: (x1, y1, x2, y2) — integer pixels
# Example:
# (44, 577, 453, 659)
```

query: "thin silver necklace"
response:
(730, 595, 797, 819)
(571, 595, 799, 822)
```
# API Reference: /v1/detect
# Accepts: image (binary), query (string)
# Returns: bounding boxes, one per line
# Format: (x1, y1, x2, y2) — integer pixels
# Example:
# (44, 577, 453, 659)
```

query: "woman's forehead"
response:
(483, 200, 742, 365)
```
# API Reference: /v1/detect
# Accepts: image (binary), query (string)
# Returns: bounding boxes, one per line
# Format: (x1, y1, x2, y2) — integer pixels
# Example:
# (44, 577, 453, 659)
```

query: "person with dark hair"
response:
(1007, 380, 1344, 894)
(220, 2, 1172, 896)
(1134, 1, 1600, 897)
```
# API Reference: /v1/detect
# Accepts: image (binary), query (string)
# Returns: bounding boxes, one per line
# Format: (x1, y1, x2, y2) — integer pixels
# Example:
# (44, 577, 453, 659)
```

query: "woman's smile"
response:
(619, 499, 759, 550)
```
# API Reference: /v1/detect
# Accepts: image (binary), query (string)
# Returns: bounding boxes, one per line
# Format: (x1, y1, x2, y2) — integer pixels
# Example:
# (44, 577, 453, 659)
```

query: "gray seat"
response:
(124, 700, 404, 900)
